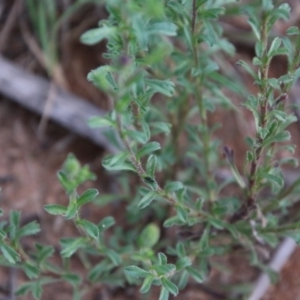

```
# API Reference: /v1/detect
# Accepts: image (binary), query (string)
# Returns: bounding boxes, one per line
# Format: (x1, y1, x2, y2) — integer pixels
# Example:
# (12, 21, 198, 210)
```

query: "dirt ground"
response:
(1, 1, 300, 300)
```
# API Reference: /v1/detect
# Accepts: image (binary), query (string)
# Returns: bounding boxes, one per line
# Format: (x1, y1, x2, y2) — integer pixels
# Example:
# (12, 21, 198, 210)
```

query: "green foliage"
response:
(2, 0, 300, 299)
(26, 0, 103, 75)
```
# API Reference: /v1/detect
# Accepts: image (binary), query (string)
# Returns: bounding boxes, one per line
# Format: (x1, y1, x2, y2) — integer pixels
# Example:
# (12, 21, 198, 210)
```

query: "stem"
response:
(116, 113, 146, 178)
(248, 12, 269, 203)
(192, 0, 199, 68)
(230, 12, 272, 223)
(230, 12, 271, 223)
(248, 17, 300, 208)
(192, 0, 197, 34)
(168, 93, 189, 181)
(115, 108, 208, 217)
(190, 3, 215, 202)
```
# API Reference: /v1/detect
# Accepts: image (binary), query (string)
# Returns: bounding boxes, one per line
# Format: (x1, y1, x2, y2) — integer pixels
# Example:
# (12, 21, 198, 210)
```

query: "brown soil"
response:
(262, 247, 300, 300)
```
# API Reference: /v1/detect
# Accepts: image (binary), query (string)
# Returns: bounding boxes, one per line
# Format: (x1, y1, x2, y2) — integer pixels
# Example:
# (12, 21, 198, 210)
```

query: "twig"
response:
(0, 0, 20, 53)
(248, 237, 297, 300)
(8, 268, 16, 300)
(37, 80, 57, 141)
(0, 55, 118, 153)
(19, 15, 47, 70)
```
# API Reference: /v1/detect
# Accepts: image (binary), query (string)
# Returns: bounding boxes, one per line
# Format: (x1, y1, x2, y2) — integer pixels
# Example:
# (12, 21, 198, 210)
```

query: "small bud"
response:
(272, 93, 288, 109)
(223, 146, 234, 165)
(223, 146, 246, 189)
(119, 55, 131, 66)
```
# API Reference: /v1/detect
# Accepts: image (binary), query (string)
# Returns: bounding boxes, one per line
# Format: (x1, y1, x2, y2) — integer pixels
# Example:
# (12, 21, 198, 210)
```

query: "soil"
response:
(262, 247, 300, 300)
(0, 1, 300, 300)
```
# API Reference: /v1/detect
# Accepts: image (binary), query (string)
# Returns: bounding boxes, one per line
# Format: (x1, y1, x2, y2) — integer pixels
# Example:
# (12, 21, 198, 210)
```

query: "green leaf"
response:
(143, 176, 157, 188)
(57, 170, 74, 193)
(62, 274, 81, 287)
(279, 157, 298, 167)
(139, 191, 157, 209)
(263, 131, 291, 146)
(278, 73, 294, 85)
(136, 142, 161, 160)
(258, 127, 269, 139)
(106, 249, 122, 266)
(1, 244, 20, 263)
(159, 287, 170, 300)
(87, 66, 115, 92)
(186, 266, 205, 283)
(124, 266, 150, 278)
(140, 275, 154, 293)
(32, 281, 42, 300)
(44, 204, 67, 216)
(60, 237, 86, 257)
(16, 283, 34, 296)
(147, 22, 177, 36)
(146, 155, 157, 178)
(141, 120, 151, 143)
(176, 257, 192, 270)
(253, 57, 261, 66)
(65, 201, 78, 220)
(286, 26, 300, 35)
(260, 233, 279, 247)
(246, 151, 254, 162)
(138, 223, 160, 248)
(236, 60, 257, 79)
(269, 47, 289, 57)
(36, 244, 54, 263)
(145, 79, 175, 97)
(163, 216, 184, 227)
(268, 37, 281, 56)
(102, 153, 136, 172)
(262, 0, 273, 11)
(161, 277, 178, 296)
(176, 188, 186, 204)
(213, 197, 240, 215)
(165, 181, 184, 193)
(77, 189, 99, 207)
(208, 217, 224, 229)
(103, 151, 128, 166)
(127, 129, 149, 144)
(178, 270, 189, 290)
(265, 173, 284, 189)
(255, 41, 263, 58)
(9, 210, 20, 230)
(176, 206, 188, 222)
(77, 220, 99, 239)
(201, 7, 224, 19)
(272, 4, 290, 21)
(88, 260, 113, 282)
(17, 221, 40, 238)
(247, 16, 260, 40)
(0, 229, 6, 239)
(80, 25, 116, 45)
(23, 262, 40, 279)
(271, 110, 287, 122)
(199, 226, 210, 251)
(167, 1, 189, 18)
(153, 264, 176, 275)
(88, 116, 116, 128)
(151, 122, 172, 135)
(176, 243, 186, 257)
(98, 216, 115, 232)
(63, 153, 80, 175)
(158, 252, 168, 265)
